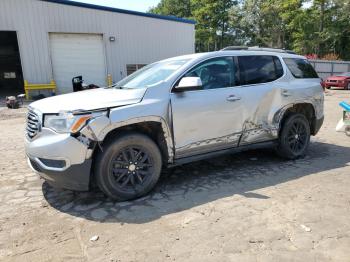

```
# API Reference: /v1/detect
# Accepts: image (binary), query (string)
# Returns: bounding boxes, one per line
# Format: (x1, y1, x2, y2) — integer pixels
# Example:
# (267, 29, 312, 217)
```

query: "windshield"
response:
(113, 58, 190, 89)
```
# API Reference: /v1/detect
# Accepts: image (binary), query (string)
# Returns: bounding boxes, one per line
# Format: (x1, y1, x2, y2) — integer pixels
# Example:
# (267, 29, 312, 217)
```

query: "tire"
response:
(275, 113, 311, 160)
(347, 83, 350, 90)
(345, 126, 350, 137)
(95, 133, 162, 201)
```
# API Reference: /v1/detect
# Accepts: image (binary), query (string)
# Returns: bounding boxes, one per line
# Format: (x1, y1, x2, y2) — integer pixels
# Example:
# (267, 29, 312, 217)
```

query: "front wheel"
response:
(95, 133, 162, 201)
(275, 113, 311, 160)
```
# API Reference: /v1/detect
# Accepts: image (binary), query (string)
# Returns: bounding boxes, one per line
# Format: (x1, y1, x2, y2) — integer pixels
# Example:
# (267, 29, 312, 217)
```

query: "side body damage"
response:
(25, 50, 324, 193)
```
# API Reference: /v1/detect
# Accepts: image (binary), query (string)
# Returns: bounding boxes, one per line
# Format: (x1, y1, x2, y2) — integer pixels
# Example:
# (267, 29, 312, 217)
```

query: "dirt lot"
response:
(0, 90, 350, 262)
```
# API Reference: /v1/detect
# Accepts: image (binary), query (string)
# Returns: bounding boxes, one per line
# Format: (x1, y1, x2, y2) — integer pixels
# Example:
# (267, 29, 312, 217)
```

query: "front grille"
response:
(26, 110, 40, 139)
(329, 80, 337, 83)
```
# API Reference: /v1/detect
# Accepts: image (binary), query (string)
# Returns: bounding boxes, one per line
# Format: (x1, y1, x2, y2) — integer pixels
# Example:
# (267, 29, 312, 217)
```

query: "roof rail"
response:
(221, 46, 296, 54)
(220, 46, 249, 51)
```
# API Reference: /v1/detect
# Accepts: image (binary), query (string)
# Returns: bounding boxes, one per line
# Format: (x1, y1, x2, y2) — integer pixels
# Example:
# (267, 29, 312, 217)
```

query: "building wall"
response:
(0, 0, 195, 88)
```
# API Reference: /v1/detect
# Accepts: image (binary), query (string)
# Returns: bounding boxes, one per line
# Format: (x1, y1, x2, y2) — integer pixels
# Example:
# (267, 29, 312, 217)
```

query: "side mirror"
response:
(175, 77, 202, 92)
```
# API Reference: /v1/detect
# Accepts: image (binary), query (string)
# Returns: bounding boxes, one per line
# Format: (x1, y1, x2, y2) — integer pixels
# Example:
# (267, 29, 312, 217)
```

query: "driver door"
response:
(170, 56, 244, 158)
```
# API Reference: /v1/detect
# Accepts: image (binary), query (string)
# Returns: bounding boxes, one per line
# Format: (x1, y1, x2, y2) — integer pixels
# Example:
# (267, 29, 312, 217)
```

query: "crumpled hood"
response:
(30, 88, 147, 113)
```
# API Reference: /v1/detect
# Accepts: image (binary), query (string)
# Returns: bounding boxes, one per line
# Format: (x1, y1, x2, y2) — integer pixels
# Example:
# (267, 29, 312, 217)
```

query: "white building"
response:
(0, 0, 195, 95)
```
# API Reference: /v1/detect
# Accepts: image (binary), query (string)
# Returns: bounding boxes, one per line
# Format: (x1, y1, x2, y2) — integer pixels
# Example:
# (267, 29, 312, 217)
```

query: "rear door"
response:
(232, 55, 285, 145)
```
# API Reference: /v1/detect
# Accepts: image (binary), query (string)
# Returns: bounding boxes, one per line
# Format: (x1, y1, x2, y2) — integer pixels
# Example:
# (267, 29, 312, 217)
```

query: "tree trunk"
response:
(318, 0, 325, 56)
(221, 21, 225, 49)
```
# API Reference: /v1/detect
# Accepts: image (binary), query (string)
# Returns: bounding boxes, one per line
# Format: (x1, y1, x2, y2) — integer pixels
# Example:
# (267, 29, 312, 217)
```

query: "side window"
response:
(274, 57, 284, 78)
(183, 57, 236, 90)
(283, 58, 319, 79)
(238, 56, 283, 85)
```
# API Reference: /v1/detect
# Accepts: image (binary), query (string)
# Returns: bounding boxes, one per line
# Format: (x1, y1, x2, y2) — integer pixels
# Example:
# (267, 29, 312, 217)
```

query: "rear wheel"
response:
(345, 126, 350, 137)
(276, 113, 311, 159)
(347, 83, 350, 90)
(95, 133, 162, 201)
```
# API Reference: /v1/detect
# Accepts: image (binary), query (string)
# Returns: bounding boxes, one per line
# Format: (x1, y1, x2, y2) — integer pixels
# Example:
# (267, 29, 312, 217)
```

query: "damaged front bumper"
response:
(25, 128, 93, 190)
(27, 157, 92, 191)
(25, 114, 110, 191)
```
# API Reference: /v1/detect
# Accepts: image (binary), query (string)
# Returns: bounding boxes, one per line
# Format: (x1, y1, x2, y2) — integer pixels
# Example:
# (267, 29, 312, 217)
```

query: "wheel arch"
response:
(277, 103, 317, 135)
(98, 117, 174, 164)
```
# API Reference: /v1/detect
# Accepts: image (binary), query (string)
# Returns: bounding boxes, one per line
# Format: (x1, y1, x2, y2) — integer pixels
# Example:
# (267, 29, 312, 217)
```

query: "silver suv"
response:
(25, 48, 324, 200)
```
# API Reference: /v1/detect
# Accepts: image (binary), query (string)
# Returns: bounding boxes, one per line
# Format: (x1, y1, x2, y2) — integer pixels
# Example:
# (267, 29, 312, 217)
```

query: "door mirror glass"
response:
(175, 77, 203, 91)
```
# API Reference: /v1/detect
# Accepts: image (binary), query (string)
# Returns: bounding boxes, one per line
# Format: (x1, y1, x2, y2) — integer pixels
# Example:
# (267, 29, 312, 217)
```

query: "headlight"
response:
(43, 111, 106, 133)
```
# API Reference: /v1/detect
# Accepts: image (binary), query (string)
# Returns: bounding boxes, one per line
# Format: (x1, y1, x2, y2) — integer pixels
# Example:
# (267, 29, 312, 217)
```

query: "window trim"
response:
(283, 58, 319, 79)
(171, 55, 237, 93)
(237, 55, 285, 86)
(171, 55, 286, 93)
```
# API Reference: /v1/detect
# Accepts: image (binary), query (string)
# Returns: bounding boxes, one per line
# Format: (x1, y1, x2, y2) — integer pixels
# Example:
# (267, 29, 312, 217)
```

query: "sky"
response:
(69, 0, 161, 12)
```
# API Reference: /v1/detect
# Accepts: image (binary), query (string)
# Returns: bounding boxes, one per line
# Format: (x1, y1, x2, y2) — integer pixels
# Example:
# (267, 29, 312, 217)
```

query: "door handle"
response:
(226, 95, 241, 102)
(281, 90, 292, 97)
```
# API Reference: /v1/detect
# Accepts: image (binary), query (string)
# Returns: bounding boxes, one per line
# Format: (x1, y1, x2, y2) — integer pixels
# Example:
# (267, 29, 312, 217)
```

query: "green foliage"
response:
(192, 0, 237, 51)
(149, 0, 350, 60)
(149, 0, 192, 18)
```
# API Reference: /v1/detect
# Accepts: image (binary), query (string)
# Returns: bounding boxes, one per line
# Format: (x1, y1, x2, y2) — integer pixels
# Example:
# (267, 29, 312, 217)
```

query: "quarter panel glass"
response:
(283, 58, 319, 79)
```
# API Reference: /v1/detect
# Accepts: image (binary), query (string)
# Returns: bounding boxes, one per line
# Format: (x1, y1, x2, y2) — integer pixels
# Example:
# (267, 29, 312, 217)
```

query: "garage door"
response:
(49, 33, 106, 93)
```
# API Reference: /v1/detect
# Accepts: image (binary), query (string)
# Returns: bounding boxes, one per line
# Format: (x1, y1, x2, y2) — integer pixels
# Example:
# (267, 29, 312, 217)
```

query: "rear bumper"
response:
(28, 157, 91, 191)
(313, 116, 324, 135)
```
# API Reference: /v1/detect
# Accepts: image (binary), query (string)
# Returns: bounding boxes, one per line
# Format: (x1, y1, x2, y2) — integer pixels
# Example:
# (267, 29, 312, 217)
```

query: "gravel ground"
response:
(0, 90, 350, 262)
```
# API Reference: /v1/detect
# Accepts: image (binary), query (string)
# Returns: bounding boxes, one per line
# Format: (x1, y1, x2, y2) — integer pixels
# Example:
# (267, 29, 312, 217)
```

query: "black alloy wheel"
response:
(276, 113, 311, 159)
(95, 133, 162, 201)
(109, 146, 154, 193)
(285, 120, 308, 155)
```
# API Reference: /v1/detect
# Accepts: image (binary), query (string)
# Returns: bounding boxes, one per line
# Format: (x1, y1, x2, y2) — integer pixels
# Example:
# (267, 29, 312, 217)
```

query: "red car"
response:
(323, 72, 350, 90)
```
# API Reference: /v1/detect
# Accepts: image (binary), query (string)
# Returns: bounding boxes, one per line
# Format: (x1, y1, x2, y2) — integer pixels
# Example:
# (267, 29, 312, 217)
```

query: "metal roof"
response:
(41, 0, 196, 25)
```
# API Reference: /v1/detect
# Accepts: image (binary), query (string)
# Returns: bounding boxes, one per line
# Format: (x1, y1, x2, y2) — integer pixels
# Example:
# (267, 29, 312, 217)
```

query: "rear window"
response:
(238, 56, 284, 85)
(283, 58, 319, 79)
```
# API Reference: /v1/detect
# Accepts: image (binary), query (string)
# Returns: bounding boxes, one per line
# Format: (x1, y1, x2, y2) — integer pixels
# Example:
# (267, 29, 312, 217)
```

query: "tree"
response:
(149, 0, 238, 52)
(192, 0, 237, 51)
(289, 7, 320, 54)
(290, 0, 350, 59)
(149, 0, 350, 60)
(231, 0, 302, 49)
(325, 0, 350, 59)
(149, 0, 192, 19)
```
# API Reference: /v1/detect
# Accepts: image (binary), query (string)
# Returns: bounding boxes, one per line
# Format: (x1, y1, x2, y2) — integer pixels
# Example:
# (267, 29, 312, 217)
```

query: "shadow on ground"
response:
(42, 141, 349, 223)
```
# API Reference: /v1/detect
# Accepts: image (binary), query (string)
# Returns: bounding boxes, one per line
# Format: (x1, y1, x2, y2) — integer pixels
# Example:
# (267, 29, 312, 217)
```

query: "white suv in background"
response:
(25, 47, 324, 201)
